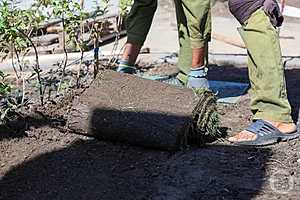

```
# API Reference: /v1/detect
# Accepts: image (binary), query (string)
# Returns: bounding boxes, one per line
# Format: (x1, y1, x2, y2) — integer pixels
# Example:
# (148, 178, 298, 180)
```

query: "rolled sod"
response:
(68, 70, 220, 150)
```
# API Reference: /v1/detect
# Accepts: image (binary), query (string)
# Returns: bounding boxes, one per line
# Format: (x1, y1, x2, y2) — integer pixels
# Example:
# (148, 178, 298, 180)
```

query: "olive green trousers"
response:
(125, 0, 211, 84)
(238, 9, 292, 122)
(174, 0, 211, 83)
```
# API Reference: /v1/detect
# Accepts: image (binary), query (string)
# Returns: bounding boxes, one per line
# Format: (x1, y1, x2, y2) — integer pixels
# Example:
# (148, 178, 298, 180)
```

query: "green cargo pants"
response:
(126, 0, 158, 46)
(125, 0, 211, 84)
(238, 9, 292, 123)
(174, 0, 211, 84)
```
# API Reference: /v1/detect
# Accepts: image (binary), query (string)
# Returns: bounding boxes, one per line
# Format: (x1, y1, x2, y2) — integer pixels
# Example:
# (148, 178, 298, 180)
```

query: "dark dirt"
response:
(1, 1, 300, 199)
(1, 62, 300, 200)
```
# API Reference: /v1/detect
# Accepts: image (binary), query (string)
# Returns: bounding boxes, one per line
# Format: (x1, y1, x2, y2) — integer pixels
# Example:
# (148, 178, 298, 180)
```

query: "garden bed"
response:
(1, 61, 300, 200)
(1, 1, 300, 199)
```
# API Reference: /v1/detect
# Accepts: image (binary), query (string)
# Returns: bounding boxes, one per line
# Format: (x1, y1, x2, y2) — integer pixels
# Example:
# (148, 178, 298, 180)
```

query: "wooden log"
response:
(46, 19, 114, 35)
(38, 12, 119, 30)
(32, 34, 59, 46)
(211, 32, 294, 49)
(212, 33, 246, 49)
(46, 25, 63, 34)
(67, 70, 220, 150)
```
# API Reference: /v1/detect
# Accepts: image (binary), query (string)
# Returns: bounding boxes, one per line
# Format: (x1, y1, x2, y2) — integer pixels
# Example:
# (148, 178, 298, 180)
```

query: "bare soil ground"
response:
(1, 3, 300, 199)
(1, 62, 300, 200)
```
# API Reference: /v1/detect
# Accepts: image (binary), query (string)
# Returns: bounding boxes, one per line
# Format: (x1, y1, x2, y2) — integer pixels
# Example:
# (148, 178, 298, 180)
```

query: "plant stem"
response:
(21, 77, 25, 105)
(108, 15, 123, 66)
(93, 34, 99, 78)
(77, 1, 85, 87)
(57, 16, 68, 95)
(10, 44, 20, 79)
(17, 29, 44, 106)
(13, 45, 23, 72)
(62, 17, 68, 78)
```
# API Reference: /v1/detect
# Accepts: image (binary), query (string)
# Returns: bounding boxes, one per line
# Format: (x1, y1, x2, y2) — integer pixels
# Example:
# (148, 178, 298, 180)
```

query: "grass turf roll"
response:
(68, 70, 220, 150)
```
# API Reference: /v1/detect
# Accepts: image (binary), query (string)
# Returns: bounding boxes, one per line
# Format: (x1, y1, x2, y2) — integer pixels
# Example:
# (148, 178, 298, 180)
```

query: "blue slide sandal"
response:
(231, 120, 300, 146)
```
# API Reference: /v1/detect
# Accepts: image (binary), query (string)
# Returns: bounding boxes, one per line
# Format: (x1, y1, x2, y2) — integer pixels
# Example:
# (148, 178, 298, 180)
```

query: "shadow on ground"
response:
(0, 139, 271, 200)
(2, 64, 299, 199)
(0, 111, 66, 141)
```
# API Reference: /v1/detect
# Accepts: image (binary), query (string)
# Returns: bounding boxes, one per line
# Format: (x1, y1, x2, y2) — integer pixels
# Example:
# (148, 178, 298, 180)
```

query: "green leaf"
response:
(1, 108, 10, 121)
(0, 82, 11, 96)
(0, 71, 5, 79)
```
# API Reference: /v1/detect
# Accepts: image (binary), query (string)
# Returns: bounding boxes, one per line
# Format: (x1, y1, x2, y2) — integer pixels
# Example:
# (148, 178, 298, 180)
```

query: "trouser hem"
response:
(253, 112, 293, 123)
(127, 33, 146, 46)
(190, 38, 210, 49)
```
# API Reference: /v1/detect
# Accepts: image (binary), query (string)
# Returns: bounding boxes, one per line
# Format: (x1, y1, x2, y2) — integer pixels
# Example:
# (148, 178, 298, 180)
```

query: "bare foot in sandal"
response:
(228, 121, 297, 143)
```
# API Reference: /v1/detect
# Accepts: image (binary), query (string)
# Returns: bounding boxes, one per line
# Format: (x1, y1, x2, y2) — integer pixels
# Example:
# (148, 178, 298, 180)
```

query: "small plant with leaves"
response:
(0, 71, 11, 97)
(0, 0, 47, 106)
(90, 0, 110, 77)
(119, 0, 133, 16)
(41, 0, 89, 90)
(0, 0, 30, 71)
(0, 70, 12, 123)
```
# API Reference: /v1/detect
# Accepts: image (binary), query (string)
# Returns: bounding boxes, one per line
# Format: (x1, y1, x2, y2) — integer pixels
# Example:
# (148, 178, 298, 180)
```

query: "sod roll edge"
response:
(68, 70, 220, 150)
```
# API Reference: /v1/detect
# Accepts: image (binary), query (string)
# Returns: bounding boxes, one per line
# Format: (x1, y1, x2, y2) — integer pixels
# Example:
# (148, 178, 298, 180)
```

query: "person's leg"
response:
(174, 0, 192, 84)
(174, 0, 211, 88)
(228, 9, 296, 143)
(118, 0, 157, 73)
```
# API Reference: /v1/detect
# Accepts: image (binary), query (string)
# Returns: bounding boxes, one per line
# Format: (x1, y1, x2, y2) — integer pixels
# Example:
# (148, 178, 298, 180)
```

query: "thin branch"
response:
(10, 43, 20, 79)
(17, 28, 44, 106)
(57, 16, 69, 95)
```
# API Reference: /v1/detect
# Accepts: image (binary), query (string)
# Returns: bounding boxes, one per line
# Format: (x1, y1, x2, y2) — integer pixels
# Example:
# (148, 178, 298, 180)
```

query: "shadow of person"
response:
(0, 113, 65, 141)
(0, 139, 271, 200)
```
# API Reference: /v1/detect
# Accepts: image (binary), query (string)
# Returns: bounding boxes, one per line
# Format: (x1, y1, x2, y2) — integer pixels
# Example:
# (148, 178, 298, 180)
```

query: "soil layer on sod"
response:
(68, 70, 219, 150)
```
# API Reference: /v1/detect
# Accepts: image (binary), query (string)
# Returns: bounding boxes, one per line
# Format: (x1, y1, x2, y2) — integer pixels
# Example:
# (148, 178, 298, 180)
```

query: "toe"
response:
(228, 130, 257, 143)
